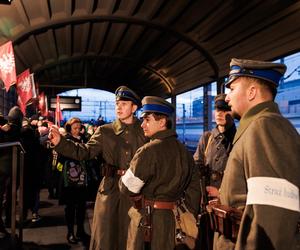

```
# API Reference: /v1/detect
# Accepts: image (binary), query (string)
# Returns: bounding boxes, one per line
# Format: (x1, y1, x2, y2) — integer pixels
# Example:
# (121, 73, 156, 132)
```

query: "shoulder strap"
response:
(204, 133, 213, 158)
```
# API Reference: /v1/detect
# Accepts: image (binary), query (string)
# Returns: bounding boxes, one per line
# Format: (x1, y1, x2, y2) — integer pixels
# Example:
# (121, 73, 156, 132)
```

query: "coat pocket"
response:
(127, 206, 143, 250)
(98, 177, 116, 194)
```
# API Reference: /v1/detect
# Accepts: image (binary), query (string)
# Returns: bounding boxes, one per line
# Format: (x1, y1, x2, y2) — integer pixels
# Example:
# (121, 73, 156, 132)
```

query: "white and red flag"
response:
(39, 92, 48, 116)
(17, 95, 26, 115)
(16, 69, 35, 107)
(55, 95, 63, 127)
(30, 73, 37, 99)
(0, 41, 16, 92)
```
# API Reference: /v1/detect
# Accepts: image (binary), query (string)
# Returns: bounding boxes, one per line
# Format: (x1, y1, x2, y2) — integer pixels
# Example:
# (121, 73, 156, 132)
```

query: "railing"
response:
(0, 142, 25, 246)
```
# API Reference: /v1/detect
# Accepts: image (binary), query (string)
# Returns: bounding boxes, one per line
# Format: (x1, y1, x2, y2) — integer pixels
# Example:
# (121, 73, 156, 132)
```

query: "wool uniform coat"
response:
(194, 124, 236, 250)
(55, 118, 147, 250)
(194, 124, 236, 188)
(121, 129, 200, 250)
(214, 101, 300, 250)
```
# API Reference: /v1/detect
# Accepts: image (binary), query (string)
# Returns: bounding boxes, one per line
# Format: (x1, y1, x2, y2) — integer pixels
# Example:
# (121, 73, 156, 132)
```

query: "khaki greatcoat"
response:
(122, 130, 200, 250)
(55, 118, 147, 250)
(215, 101, 300, 250)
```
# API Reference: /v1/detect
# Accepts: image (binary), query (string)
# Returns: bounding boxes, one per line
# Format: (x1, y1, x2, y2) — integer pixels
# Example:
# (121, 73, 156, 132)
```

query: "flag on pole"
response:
(30, 73, 37, 99)
(16, 69, 30, 115)
(16, 69, 35, 107)
(25, 73, 38, 106)
(0, 41, 16, 92)
(17, 95, 26, 115)
(55, 95, 63, 127)
(39, 92, 48, 116)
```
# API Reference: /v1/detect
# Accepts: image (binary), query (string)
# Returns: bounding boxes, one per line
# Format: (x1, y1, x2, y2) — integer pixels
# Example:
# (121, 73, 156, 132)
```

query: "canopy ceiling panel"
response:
(0, 0, 299, 98)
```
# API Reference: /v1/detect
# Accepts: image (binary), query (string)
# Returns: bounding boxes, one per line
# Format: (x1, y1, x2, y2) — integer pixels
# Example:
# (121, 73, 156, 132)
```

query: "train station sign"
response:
(49, 96, 81, 111)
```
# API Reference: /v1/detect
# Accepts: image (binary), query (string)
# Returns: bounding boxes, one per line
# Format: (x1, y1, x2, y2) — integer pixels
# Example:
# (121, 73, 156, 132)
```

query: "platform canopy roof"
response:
(1, 0, 300, 98)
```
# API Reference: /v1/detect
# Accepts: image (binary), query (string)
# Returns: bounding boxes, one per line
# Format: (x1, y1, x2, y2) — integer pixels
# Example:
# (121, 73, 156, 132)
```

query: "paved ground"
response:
(0, 189, 94, 250)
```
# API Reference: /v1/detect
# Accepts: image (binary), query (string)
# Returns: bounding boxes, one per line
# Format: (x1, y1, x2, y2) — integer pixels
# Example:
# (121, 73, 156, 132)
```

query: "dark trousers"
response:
(196, 214, 214, 250)
(65, 200, 86, 234)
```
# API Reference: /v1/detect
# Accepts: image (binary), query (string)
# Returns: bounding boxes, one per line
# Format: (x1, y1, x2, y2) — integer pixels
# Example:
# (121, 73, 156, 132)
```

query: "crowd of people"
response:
(0, 109, 102, 241)
(1, 58, 300, 250)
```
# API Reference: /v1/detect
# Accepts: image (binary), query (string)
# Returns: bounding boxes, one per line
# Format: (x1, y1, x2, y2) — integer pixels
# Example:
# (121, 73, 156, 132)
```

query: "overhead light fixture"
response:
(0, 0, 13, 5)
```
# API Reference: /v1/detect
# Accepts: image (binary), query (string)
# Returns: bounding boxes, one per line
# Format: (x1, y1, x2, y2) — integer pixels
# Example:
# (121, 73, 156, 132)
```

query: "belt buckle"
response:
(118, 169, 126, 176)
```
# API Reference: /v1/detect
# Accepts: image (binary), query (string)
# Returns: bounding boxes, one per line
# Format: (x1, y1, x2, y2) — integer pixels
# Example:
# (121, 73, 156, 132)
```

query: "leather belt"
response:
(101, 163, 126, 177)
(130, 195, 176, 210)
(144, 199, 175, 210)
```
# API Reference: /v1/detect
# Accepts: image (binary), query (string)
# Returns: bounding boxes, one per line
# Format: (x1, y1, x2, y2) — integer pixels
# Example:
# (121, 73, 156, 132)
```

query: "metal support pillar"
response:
(171, 95, 176, 130)
(203, 84, 212, 132)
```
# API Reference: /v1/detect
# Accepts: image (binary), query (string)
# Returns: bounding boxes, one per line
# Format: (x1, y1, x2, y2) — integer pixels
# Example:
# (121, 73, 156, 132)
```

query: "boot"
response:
(67, 232, 78, 244)
(76, 225, 88, 241)
(65, 205, 77, 244)
(76, 202, 88, 241)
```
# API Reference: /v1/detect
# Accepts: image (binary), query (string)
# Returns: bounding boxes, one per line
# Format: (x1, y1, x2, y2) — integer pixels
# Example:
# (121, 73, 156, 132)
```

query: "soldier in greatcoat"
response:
(120, 96, 200, 250)
(214, 58, 300, 249)
(194, 93, 236, 250)
(49, 86, 148, 250)
(194, 93, 236, 193)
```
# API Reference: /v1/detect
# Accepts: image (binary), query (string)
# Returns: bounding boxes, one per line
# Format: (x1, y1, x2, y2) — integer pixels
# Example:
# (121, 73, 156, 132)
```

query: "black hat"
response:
(214, 94, 231, 111)
(8, 106, 23, 126)
(141, 96, 175, 117)
(226, 58, 286, 88)
(115, 86, 142, 108)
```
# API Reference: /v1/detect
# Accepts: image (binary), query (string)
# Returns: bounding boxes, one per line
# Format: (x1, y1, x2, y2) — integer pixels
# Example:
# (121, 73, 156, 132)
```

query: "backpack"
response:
(63, 160, 87, 187)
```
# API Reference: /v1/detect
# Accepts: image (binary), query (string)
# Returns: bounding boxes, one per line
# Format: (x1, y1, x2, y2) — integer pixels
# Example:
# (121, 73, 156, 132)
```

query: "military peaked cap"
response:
(141, 96, 175, 116)
(115, 86, 141, 108)
(226, 58, 287, 87)
(214, 93, 231, 111)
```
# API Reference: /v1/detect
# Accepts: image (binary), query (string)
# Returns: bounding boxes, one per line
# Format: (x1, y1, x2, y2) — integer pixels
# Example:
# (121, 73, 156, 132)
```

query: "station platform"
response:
(0, 189, 94, 250)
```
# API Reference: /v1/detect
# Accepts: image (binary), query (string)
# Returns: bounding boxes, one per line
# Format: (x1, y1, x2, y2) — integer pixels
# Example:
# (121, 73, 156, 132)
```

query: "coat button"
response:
(211, 173, 218, 181)
(125, 151, 129, 155)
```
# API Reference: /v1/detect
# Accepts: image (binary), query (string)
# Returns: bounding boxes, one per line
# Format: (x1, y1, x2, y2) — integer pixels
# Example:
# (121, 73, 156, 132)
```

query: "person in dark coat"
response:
(214, 58, 300, 250)
(0, 106, 23, 238)
(49, 86, 148, 250)
(193, 93, 236, 250)
(56, 117, 88, 244)
(0, 112, 7, 126)
(20, 117, 42, 222)
(120, 96, 200, 250)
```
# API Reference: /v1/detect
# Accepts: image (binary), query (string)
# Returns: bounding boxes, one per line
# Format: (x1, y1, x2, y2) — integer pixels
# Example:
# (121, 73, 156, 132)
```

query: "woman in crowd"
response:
(57, 117, 88, 244)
